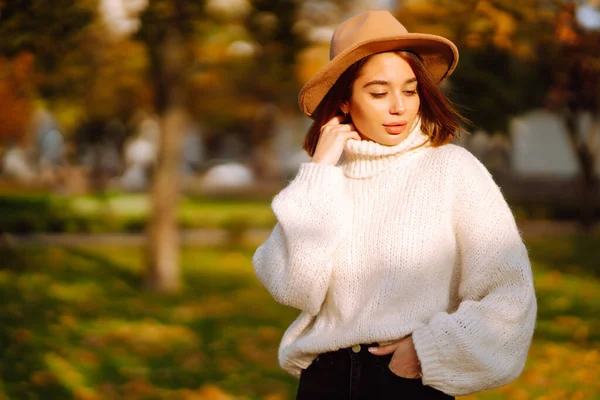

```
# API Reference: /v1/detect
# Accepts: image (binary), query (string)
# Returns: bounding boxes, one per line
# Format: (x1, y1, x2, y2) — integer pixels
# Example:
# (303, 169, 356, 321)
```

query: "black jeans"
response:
(296, 343, 454, 400)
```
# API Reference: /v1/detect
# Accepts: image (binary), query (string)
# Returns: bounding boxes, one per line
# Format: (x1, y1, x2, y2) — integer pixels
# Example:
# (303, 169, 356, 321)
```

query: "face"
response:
(341, 52, 421, 146)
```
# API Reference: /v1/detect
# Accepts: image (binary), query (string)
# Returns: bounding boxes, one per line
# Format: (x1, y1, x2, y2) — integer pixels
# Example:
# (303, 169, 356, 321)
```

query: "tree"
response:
(135, 0, 205, 292)
(399, 0, 553, 133)
(545, 3, 600, 228)
(0, 52, 35, 146)
(0, 0, 94, 63)
(399, 0, 600, 227)
(0, 0, 95, 145)
(1, 0, 319, 291)
(137, 0, 311, 291)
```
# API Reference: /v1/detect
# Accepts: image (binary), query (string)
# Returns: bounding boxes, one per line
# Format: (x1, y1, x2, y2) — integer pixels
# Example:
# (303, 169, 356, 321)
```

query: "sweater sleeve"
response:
(411, 149, 537, 396)
(252, 162, 351, 316)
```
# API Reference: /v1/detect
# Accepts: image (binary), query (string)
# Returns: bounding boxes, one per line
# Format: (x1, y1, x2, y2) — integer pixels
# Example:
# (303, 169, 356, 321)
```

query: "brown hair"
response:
(302, 51, 469, 156)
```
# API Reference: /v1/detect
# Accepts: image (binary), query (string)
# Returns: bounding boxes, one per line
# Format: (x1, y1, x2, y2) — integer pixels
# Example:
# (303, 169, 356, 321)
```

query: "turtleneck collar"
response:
(341, 118, 431, 179)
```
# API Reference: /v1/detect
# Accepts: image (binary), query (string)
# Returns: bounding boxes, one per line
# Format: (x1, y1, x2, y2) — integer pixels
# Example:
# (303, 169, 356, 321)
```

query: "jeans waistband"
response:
(319, 342, 380, 358)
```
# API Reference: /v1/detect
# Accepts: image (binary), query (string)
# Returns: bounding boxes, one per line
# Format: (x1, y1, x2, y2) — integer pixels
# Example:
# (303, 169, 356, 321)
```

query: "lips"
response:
(383, 122, 407, 135)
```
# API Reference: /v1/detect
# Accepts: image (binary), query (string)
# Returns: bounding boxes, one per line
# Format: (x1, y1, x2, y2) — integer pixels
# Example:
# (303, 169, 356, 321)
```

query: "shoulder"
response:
(426, 144, 490, 176)
(427, 144, 501, 196)
(429, 143, 477, 162)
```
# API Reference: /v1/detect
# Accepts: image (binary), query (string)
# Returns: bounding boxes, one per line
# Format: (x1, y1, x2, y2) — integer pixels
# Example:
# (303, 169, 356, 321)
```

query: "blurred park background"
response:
(1, 0, 599, 399)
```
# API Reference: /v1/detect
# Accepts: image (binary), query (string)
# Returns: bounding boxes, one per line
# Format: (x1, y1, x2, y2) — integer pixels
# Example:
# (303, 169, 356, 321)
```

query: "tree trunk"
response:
(565, 110, 598, 230)
(145, 108, 185, 292)
(143, 5, 188, 292)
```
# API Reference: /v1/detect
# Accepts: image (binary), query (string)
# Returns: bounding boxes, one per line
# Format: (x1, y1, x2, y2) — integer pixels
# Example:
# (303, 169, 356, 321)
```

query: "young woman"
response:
(252, 10, 537, 399)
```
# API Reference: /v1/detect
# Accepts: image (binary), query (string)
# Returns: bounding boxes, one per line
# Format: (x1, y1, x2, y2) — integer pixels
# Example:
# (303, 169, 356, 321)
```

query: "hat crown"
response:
(298, 10, 458, 117)
(330, 10, 409, 60)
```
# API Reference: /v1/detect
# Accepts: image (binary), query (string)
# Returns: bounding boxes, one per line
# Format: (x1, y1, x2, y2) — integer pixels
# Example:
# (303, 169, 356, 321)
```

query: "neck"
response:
(341, 118, 430, 178)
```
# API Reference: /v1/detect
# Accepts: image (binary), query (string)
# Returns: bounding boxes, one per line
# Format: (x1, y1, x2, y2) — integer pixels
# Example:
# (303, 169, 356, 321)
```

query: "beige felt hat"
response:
(298, 10, 459, 118)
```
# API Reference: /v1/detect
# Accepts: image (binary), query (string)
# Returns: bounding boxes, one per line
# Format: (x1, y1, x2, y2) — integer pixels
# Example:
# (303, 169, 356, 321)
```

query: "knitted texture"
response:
(252, 121, 537, 396)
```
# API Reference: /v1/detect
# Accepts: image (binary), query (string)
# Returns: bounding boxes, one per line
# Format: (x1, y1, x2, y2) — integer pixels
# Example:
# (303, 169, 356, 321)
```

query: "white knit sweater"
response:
(252, 120, 537, 396)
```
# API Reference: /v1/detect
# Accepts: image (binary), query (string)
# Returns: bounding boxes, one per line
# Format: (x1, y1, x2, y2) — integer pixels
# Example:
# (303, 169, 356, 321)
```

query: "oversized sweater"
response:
(252, 120, 537, 396)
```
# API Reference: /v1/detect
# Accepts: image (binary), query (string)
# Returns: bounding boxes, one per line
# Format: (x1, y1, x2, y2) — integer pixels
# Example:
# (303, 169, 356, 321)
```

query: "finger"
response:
(325, 124, 352, 133)
(339, 130, 361, 141)
(368, 342, 399, 355)
(389, 363, 421, 379)
(388, 364, 406, 378)
(323, 115, 344, 127)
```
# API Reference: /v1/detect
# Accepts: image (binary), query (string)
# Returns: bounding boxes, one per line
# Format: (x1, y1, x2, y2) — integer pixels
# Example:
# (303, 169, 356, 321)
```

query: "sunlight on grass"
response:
(178, 202, 275, 229)
(69, 195, 150, 217)
(67, 194, 277, 230)
(461, 341, 600, 400)
(44, 352, 91, 394)
(1, 232, 598, 399)
(47, 282, 104, 303)
(1, 193, 276, 234)
(84, 319, 200, 357)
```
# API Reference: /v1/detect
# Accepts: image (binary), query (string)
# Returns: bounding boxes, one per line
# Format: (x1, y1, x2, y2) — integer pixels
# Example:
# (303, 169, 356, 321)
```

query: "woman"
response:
(252, 10, 537, 399)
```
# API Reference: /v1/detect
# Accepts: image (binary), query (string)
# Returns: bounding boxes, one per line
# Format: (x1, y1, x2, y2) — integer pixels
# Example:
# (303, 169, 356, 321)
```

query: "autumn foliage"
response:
(0, 52, 36, 146)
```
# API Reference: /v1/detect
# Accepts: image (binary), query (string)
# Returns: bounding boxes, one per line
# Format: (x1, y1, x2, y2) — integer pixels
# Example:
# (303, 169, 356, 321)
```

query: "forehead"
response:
(357, 52, 416, 82)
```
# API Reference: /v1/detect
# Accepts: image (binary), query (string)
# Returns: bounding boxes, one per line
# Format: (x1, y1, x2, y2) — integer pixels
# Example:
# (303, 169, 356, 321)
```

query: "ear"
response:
(340, 102, 349, 115)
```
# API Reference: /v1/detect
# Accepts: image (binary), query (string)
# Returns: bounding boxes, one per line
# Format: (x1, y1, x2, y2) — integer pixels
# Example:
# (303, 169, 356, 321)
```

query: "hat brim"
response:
(298, 34, 459, 118)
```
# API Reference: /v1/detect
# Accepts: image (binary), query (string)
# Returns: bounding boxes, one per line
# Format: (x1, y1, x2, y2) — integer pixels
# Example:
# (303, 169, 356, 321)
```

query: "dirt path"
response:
(1, 221, 597, 249)
(0, 229, 270, 248)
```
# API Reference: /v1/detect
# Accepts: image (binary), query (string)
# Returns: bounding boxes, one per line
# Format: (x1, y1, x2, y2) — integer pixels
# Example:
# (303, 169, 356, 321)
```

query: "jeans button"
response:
(351, 344, 361, 353)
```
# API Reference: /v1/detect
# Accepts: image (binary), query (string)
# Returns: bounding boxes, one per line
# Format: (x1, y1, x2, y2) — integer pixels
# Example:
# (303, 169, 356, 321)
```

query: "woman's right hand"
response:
(311, 115, 361, 166)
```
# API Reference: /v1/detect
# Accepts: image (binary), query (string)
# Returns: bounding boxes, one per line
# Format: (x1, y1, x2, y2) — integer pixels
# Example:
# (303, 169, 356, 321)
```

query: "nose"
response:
(390, 94, 406, 115)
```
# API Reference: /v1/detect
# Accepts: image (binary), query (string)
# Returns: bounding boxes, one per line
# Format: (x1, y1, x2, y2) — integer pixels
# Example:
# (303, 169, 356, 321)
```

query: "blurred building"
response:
(121, 116, 159, 192)
(510, 109, 600, 178)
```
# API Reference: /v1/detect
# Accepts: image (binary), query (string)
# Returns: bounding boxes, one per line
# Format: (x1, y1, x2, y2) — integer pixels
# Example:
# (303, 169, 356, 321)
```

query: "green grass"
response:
(0, 194, 276, 234)
(0, 232, 599, 399)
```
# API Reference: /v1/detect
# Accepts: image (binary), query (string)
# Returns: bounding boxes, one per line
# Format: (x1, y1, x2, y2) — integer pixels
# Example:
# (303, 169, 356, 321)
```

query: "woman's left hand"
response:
(368, 335, 422, 379)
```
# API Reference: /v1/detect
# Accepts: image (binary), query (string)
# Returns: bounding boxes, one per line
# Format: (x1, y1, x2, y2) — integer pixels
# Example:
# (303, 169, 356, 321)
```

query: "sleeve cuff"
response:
(412, 323, 447, 388)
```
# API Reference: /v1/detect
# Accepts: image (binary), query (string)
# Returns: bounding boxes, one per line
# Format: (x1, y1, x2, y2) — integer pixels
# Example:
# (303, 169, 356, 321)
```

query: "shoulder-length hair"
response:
(302, 50, 469, 157)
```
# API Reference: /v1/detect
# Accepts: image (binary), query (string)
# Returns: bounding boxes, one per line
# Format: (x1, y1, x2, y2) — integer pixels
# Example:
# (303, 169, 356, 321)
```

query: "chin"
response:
(380, 135, 404, 146)
(362, 131, 403, 146)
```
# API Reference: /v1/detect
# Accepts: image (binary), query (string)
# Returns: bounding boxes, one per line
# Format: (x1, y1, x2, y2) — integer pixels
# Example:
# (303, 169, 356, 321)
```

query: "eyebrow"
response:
(362, 77, 417, 88)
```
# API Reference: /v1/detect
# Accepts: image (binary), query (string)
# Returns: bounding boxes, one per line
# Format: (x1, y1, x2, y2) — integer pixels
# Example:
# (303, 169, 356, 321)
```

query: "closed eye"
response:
(370, 93, 387, 99)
